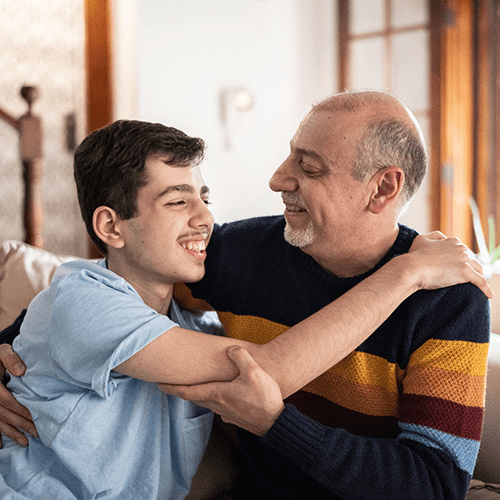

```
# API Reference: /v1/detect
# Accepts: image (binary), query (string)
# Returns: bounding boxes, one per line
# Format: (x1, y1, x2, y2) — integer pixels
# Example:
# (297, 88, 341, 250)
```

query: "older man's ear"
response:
(367, 166, 404, 215)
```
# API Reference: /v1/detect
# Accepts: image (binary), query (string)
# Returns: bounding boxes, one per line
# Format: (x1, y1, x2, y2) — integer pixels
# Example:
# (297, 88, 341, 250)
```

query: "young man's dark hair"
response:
(74, 120, 205, 255)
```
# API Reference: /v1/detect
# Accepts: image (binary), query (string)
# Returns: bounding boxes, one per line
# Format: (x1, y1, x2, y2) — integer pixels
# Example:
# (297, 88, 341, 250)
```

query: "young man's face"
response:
(120, 156, 214, 288)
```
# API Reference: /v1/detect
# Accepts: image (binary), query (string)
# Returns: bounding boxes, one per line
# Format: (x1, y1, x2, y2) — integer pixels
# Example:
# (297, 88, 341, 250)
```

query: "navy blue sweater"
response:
(188, 216, 490, 500)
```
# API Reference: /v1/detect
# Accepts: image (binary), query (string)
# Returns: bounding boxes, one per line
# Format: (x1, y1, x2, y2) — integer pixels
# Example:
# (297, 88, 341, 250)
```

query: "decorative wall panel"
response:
(0, 0, 87, 256)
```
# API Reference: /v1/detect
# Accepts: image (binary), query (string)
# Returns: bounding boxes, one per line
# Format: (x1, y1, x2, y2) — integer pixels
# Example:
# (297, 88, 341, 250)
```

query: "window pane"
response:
(350, 37, 386, 91)
(391, 0, 428, 29)
(391, 30, 429, 111)
(350, 0, 385, 35)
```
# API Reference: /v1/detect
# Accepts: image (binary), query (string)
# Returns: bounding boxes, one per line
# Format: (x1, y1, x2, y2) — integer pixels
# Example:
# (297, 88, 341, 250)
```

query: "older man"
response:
(164, 91, 490, 500)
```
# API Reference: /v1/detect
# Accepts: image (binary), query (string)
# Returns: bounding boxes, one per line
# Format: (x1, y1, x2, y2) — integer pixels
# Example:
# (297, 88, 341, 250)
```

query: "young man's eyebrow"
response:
(156, 184, 210, 200)
(155, 184, 193, 200)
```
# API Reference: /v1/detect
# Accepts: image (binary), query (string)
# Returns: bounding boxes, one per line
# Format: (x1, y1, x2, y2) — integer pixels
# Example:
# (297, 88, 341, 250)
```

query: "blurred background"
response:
(0, 0, 499, 258)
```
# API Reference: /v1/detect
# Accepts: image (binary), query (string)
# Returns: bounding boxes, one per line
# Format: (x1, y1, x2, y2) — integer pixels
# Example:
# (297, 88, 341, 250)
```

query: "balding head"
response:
(312, 91, 427, 207)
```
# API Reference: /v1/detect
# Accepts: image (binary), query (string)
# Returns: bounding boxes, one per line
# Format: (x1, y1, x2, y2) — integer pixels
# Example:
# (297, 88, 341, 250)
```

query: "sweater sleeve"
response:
(0, 310, 25, 346)
(262, 284, 490, 500)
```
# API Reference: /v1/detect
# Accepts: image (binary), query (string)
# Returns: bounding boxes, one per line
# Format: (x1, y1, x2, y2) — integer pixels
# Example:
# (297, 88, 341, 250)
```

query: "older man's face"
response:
(269, 109, 373, 272)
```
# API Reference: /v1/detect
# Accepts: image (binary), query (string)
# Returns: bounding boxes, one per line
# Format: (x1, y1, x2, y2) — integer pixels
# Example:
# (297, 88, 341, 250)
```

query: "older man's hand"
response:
(159, 346, 285, 437)
(0, 344, 37, 447)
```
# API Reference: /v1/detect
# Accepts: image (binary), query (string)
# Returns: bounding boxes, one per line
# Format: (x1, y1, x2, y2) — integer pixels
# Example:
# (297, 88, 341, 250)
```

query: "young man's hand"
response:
(0, 344, 37, 447)
(407, 231, 493, 298)
(159, 346, 285, 437)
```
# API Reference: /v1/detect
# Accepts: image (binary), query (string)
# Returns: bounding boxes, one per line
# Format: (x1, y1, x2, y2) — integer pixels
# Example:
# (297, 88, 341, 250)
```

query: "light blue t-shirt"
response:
(0, 259, 223, 499)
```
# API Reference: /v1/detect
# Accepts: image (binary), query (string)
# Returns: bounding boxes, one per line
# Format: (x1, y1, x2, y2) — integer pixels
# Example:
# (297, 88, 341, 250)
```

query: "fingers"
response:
(465, 263, 494, 299)
(0, 347, 36, 448)
(0, 385, 38, 447)
(469, 258, 485, 276)
(0, 402, 38, 448)
(0, 424, 28, 447)
(0, 387, 34, 422)
(158, 381, 217, 404)
(226, 345, 257, 371)
(422, 230, 447, 241)
(0, 345, 26, 377)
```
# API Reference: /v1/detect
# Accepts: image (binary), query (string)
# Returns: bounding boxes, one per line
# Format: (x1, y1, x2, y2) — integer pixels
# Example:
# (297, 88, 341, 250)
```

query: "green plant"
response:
(469, 198, 500, 277)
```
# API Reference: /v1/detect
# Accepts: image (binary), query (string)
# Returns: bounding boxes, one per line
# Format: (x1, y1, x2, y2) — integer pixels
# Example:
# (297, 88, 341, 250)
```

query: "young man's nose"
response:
(192, 198, 214, 228)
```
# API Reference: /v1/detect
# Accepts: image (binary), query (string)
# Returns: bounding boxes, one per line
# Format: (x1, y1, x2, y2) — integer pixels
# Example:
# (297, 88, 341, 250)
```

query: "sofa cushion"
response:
(0, 240, 76, 331)
(467, 480, 500, 499)
(473, 331, 500, 484)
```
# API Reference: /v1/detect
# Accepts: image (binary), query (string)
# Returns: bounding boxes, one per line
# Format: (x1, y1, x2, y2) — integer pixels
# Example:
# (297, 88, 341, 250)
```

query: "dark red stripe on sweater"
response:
(286, 390, 399, 438)
(400, 393, 483, 440)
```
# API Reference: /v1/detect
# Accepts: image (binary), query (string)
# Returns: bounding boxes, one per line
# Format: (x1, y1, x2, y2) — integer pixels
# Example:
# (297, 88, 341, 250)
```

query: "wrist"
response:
(385, 254, 422, 293)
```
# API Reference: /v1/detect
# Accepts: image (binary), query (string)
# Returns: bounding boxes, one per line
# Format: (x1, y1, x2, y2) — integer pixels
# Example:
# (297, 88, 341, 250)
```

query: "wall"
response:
(116, 0, 429, 233)
(119, 0, 337, 224)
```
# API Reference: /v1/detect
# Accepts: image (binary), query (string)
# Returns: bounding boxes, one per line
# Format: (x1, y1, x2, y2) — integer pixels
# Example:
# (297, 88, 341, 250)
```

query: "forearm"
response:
(258, 287, 489, 498)
(114, 326, 264, 384)
(261, 405, 470, 500)
(118, 255, 414, 386)
(251, 254, 420, 398)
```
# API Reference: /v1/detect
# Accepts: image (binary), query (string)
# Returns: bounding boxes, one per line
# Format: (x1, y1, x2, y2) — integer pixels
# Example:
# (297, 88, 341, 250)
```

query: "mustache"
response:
(179, 230, 210, 240)
(281, 192, 307, 209)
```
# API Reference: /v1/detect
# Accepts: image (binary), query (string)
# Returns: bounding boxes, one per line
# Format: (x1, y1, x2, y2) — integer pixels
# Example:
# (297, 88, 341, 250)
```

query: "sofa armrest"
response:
(0, 240, 77, 331)
(473, 332, 500, 484)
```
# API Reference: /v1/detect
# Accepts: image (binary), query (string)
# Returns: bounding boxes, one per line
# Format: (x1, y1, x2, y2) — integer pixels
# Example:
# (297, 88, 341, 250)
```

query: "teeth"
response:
(182, 240, 206, 253)
(286, 205, 306, 213)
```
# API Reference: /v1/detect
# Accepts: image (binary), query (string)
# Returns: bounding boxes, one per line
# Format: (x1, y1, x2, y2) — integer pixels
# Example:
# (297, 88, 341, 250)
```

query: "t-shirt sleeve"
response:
(48, 266, 178, 399)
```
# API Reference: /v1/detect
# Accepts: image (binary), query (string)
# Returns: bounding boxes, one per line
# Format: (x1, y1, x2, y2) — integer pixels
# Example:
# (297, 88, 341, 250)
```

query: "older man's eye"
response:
(166, 200, 186, 207)
(303, 167, 325, 178)
(299, 160, 323, 177)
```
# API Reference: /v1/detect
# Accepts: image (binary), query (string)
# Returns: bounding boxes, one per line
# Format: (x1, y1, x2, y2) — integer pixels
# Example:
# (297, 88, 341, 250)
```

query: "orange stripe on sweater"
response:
(301, 368, 400, 417)
(404, 365, 486, 407)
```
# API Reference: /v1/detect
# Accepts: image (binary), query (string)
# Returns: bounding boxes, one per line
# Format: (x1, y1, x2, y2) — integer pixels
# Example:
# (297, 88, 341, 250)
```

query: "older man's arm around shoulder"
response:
(164, 244, 490, 500)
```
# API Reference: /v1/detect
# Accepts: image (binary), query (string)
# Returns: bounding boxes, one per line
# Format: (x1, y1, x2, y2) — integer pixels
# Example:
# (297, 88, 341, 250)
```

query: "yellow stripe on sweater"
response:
(218, 311, 404, 395)
(330, 351, 402, 391)
(409, 339, 489, 376)
(217, 311, 289, 344)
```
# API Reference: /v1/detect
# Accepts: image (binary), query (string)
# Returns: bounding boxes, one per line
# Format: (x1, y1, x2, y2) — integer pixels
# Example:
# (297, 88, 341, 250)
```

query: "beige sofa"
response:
(1, 239, 499, 498)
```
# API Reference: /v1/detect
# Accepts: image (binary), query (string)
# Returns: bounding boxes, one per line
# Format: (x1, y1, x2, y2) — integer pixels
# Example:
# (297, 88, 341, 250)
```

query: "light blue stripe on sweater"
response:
(399, 422, 480, 474)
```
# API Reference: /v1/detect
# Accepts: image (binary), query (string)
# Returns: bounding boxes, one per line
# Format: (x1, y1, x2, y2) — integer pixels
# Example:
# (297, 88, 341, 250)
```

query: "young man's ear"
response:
(368, 166, 404, 215)
(93, 207, 125, 250)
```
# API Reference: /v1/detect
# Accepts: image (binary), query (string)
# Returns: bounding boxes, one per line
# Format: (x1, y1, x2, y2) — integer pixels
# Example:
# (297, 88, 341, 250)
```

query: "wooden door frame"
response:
(84, 0, 113, 257)
(338, 0, 500, 248)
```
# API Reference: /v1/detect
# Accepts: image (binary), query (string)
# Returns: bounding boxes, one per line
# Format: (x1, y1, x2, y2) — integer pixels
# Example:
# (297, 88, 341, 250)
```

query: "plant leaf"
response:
(469, 198, 490, 262)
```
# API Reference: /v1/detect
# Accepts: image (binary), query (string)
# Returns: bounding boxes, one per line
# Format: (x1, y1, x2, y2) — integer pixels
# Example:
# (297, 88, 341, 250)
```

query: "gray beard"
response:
(284, 220, 314, 248)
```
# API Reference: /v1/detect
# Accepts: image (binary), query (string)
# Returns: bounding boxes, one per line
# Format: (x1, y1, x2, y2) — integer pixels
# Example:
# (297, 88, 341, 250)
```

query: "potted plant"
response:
(470, 197, 500, 331)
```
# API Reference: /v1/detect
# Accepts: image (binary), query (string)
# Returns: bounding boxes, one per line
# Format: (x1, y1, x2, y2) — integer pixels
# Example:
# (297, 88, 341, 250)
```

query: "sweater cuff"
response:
(0, 309, 26, 345)
(262, 404, 326, 467)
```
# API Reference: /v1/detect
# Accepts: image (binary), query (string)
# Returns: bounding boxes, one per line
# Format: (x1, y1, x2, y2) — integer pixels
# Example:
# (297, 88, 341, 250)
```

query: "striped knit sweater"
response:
(182, 216, 490, 500)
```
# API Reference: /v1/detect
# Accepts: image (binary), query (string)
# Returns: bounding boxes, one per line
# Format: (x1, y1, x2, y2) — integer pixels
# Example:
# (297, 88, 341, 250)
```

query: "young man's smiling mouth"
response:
(179, 231, 210, 257)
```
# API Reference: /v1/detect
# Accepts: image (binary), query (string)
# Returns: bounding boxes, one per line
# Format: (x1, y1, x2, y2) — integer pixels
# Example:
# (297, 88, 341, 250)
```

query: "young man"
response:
(0, 116, 491, 499)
